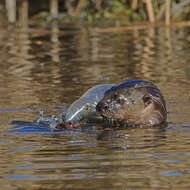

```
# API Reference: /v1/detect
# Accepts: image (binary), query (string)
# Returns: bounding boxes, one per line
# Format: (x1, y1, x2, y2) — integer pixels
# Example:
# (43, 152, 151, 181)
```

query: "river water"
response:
(0, 23, 190, 189)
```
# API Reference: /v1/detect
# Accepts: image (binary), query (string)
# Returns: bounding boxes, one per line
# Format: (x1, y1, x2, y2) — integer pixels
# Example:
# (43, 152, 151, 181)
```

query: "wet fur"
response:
(96, 80, 167, 127)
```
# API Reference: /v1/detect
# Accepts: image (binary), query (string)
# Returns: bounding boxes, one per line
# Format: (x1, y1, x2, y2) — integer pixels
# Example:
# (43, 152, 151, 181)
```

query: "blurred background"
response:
(1, 0, 190, 26)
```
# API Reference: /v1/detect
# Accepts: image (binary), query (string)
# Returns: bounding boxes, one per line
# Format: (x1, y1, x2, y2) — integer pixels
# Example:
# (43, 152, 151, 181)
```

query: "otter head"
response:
(96, 80, 167, 127)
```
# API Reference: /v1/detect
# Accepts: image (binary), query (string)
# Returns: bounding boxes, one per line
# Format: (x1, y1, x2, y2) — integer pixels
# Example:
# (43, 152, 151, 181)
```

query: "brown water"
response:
(0, 23, 190, 189)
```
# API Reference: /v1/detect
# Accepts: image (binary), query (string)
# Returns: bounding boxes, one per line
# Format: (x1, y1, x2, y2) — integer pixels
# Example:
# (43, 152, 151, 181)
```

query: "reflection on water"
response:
(0, 23, 190, 189)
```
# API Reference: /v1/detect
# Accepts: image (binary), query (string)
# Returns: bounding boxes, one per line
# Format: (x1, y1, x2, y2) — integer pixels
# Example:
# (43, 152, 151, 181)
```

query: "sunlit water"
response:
(0, 23, 190, 189)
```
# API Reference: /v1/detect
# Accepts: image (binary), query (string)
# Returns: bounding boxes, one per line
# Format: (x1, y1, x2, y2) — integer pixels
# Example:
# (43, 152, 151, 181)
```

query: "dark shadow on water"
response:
(8, 120, 65, 133)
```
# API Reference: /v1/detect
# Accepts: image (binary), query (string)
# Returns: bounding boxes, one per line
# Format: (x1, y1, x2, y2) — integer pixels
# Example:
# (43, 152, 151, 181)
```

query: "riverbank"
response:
(1, 0, 190, 27)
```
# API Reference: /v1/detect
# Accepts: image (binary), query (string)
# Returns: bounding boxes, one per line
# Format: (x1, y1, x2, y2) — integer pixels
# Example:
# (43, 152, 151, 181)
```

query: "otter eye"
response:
(116, 98, 124, 104)
(143, 95, 152, 107)
(113, 93, 118, 100)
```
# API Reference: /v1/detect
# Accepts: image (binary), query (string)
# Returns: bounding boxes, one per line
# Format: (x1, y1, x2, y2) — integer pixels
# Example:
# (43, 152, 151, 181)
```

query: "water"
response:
(0, 23, 190, 189)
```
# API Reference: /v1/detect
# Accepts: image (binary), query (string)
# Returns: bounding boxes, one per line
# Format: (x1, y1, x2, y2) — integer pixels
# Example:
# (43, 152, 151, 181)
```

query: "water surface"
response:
(0, 23, 190, 189)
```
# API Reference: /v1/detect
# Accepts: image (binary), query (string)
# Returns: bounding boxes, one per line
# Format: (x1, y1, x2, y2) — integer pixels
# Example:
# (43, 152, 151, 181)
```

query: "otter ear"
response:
(143, 94, 152, 107)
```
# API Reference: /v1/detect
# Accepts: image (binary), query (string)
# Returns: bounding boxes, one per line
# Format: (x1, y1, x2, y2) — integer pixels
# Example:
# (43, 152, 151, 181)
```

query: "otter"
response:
(96, 80, 167, 127)
(10, 80, 167, 130)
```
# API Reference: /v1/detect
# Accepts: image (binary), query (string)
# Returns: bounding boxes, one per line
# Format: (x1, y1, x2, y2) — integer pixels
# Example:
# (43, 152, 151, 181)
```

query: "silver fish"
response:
(65, 84, 115, 122)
